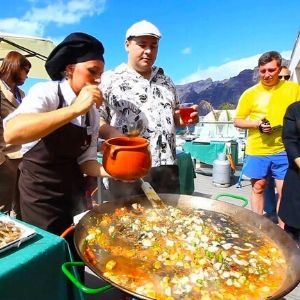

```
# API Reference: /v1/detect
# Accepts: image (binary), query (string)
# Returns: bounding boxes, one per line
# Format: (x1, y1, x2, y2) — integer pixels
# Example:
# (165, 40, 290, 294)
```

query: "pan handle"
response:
(62, 261, 112, 294)
(215, 193, 248, 208)
(60, 225, 75, 238)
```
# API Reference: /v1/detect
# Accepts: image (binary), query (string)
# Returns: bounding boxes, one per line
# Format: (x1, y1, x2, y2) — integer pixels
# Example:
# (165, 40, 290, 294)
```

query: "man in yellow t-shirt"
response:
(234, 51, 300, 228)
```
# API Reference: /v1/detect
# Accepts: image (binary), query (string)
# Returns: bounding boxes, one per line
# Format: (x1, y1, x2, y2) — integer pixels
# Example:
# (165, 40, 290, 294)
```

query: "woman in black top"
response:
(279, 100, 300, 245)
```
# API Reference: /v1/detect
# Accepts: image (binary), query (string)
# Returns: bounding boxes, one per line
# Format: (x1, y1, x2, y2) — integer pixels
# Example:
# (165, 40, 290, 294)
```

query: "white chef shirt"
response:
(4, 79, 99, 165)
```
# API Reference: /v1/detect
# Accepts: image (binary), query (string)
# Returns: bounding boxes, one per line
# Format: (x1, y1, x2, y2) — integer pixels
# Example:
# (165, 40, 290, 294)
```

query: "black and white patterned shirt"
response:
(99, 63, 179, 167)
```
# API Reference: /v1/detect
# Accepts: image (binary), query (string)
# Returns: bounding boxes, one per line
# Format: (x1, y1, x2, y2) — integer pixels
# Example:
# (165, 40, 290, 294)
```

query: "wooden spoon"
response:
(140, 179, 166, 210)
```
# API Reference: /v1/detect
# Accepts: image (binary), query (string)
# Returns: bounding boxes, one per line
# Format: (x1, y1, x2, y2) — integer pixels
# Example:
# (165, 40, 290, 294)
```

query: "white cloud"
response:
(0, 0, 106, 36)
(179, 50, 292, 84)
(24, 0, 106, 25)
(182, 47, 191, 55)
(0, 18, 43, 36)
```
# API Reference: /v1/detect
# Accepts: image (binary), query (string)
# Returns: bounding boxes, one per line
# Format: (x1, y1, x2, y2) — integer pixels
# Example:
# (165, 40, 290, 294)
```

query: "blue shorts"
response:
(243, 152, 288, 180)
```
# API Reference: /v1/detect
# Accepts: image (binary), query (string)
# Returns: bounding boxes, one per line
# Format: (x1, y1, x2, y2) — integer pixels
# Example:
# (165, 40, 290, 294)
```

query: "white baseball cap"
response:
(126, 20, 162, 40)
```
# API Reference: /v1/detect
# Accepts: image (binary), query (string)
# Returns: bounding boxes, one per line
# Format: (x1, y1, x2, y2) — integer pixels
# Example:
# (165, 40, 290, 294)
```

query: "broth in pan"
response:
(83, 204, 287, 300)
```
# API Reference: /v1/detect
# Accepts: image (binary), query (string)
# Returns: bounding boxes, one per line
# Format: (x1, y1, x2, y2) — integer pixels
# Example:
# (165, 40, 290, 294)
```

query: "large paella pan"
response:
(67, 194, 300, 299)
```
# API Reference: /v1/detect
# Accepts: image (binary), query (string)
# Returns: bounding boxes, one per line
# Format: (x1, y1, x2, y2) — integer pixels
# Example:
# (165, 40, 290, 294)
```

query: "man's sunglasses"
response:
(278, 75, 290, 80)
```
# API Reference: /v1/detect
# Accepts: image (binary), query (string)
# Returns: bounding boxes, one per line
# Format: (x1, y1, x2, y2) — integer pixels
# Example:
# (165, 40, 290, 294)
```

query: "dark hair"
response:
(258, 51, 282, 67)
(281, 65, 289, 70)
(0, 51, 31, 83)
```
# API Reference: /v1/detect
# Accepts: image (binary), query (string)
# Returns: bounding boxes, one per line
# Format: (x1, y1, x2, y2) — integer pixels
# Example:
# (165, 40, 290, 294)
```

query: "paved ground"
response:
(192, 165, 252, 208)
(84, 166, 300, 300)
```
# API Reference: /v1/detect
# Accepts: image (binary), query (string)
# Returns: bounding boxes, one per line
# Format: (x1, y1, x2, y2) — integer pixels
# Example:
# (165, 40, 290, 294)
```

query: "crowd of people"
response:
(1, 21, 300, 252)
(0, 21, 199, 268)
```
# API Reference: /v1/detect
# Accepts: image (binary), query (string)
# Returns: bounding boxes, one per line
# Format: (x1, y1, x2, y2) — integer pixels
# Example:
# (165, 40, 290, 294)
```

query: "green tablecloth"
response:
(177, 151, 195, 195)
(183, 140, 238, 165)
(0, 216, 84, 300)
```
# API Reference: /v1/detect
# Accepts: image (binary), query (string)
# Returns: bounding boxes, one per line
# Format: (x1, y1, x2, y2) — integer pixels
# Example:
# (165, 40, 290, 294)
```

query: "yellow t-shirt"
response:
(235, 81, 300, 155)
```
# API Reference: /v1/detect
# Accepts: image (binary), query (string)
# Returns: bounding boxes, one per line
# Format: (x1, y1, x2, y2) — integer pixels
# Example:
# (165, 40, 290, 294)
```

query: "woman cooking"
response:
(3, 32, 109, 236)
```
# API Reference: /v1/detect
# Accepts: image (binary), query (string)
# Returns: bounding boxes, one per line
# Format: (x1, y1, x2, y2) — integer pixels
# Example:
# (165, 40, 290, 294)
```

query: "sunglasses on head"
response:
(278, 75, 290, 80)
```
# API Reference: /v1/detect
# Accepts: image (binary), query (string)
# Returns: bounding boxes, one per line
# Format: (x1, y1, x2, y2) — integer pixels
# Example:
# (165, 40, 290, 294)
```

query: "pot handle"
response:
(215, 193, 248, 208)
(109, 147, 121, 159)
(109, 145, 149, 159)
(62, 261, 112, 294)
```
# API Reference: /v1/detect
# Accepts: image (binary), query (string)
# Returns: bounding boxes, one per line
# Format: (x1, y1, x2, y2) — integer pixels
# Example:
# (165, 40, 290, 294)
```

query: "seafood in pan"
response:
(83, 204, 287, 300)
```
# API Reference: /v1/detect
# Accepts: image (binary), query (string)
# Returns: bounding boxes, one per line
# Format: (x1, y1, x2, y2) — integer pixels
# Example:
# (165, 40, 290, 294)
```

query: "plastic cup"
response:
(179, 103, 195, 125)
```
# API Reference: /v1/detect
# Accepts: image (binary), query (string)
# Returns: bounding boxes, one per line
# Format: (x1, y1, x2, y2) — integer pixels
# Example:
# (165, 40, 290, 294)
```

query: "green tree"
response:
(218, 102, 236, 110)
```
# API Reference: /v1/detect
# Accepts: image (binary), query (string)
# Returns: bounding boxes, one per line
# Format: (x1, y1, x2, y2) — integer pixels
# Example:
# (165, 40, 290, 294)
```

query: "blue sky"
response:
(1, 0, 299, 91)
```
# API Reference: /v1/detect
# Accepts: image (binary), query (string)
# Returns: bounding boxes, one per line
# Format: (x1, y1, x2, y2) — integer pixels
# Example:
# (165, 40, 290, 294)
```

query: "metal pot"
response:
(71, 194, 300, 299)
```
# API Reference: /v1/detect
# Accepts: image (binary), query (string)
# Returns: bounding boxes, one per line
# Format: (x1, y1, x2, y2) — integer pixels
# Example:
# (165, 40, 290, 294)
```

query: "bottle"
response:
(212, 153, 231, 187)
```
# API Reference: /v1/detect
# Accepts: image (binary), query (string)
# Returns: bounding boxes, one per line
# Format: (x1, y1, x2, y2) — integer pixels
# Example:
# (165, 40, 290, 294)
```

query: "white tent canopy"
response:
(0, 32, 55, 80)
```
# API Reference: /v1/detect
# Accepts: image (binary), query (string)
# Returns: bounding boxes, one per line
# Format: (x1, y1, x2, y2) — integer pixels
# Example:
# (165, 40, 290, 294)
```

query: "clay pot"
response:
(102, 137, 151, 181)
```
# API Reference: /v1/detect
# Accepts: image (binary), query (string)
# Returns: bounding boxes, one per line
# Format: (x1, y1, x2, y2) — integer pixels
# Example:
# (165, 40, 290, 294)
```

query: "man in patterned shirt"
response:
(99, 20, 198, 198)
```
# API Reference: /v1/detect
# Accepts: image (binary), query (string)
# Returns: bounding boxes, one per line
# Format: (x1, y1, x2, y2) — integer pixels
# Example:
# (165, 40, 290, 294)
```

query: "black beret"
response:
(45, 32, 105, 80)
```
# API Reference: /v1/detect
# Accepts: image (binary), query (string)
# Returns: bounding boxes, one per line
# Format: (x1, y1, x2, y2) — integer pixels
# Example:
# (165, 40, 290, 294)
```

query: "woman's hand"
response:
(99, 165, 111, 178)
(72, 84, 103, 115)
(80, 160, 111, 178)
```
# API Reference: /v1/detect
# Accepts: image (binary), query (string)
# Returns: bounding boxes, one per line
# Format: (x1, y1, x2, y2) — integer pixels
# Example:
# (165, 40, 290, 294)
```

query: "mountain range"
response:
(176, 60, 288, 115)
(176, 69, 257, 115)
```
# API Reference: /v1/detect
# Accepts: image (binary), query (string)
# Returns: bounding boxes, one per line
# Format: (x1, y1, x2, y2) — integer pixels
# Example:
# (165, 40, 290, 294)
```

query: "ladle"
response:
(127, 119, 143, 137)
(100, 93, 143, 138)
